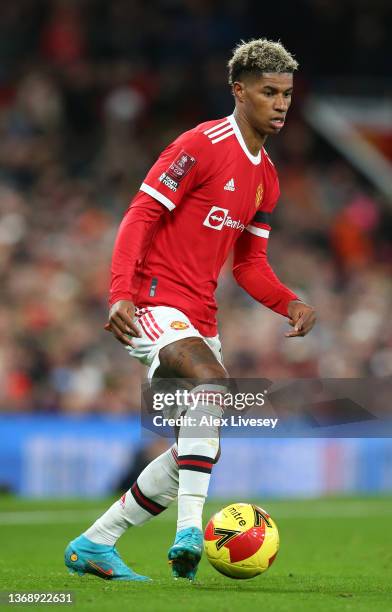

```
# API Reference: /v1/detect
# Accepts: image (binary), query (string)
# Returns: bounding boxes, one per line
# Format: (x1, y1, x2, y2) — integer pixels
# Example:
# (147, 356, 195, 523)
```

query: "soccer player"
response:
(65, 38, 316, 582)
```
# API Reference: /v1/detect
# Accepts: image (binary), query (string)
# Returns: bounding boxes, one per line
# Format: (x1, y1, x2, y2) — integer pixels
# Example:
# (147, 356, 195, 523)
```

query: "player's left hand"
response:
(286, 300, 316, 337)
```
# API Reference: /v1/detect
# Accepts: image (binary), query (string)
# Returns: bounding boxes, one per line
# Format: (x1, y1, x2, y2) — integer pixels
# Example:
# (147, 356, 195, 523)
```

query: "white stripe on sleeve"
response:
(140, 183, 176, 211)
(245, 225, 270, 238)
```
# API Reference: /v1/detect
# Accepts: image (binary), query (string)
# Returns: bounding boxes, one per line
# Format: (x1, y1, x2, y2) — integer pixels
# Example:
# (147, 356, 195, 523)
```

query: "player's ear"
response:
(233, 81, 246, 103)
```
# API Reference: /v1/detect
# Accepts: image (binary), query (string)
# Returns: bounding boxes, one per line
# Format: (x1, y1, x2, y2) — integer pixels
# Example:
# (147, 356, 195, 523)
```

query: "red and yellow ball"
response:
(204, 502, 279, 579)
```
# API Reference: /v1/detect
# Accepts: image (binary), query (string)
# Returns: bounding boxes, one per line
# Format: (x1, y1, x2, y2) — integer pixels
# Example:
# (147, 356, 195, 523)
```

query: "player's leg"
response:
(65, 308, 183, 582)
(159, 337, 228, 579)
(64, 308, 222, 581)
(84, 444, 179, 543)
(64, 443, 179, 581)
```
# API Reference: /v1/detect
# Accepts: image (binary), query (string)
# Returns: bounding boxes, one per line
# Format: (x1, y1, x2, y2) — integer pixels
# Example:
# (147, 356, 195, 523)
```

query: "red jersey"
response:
(110, 114, 298, 336)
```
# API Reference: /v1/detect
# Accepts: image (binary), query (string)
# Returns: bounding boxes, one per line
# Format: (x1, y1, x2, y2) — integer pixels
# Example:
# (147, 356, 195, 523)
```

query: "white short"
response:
(125, 306, 223, 379)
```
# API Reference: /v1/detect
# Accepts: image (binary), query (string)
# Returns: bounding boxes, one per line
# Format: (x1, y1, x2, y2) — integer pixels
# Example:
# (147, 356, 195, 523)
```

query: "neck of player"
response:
(234, 109, 267, 156)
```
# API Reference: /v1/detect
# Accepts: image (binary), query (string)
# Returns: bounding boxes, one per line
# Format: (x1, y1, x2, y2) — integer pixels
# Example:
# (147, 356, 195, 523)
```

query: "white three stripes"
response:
(204, 120, 234, 144)
(136, 310, 164, 341)
(203, 119, 230, 134)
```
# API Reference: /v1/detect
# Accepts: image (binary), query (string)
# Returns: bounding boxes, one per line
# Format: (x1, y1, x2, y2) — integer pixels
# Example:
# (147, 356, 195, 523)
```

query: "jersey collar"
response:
(227, 114, 262, 165)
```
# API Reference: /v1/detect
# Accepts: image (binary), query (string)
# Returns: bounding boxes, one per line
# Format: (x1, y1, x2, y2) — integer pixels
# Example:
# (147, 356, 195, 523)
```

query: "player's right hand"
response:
(104, 300, 141, 346)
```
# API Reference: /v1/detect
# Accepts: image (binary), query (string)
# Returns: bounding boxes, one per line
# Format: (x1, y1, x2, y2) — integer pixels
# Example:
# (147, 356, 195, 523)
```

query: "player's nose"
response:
(273, 94, 288, 112)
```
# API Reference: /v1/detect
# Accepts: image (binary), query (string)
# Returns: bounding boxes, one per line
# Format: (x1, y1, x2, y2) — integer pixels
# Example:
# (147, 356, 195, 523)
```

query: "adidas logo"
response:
(224, 178, 235, 191)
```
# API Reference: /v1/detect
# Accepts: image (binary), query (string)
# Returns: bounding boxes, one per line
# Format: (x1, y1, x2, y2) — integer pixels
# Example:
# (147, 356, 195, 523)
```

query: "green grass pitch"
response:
(1, 497, 391, 611)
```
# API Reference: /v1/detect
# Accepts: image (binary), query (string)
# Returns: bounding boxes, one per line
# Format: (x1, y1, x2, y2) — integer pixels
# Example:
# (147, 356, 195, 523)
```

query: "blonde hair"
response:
(228, 38, 298, 85)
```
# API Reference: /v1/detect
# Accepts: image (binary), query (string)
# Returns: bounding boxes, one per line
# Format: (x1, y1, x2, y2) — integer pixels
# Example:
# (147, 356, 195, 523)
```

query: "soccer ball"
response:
(204, 502, 279, 579)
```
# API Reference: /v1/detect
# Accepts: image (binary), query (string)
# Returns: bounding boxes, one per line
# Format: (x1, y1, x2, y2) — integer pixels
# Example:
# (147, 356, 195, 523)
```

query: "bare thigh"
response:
(155, 337, 228, 379)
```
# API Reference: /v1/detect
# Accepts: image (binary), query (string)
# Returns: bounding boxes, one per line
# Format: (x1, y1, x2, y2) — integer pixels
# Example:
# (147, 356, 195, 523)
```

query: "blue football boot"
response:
(168, 527, 203, 580)
(65, 535, 150, 581)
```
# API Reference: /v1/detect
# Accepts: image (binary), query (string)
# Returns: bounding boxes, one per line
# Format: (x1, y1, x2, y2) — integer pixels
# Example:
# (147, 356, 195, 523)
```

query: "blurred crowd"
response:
(0, 0, 391, 413)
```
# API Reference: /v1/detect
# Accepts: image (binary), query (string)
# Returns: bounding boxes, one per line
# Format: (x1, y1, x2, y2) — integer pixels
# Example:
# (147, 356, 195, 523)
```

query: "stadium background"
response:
(0, 0, 391, 499)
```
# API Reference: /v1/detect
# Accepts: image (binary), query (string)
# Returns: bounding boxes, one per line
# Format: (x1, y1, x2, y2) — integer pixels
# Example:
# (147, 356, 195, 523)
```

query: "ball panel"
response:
(207, 557, 263, 580)
(210, 503, 252, 532)
(253, 517, 279, 570)
(204, 537, 231, 563)
(204, 518, 218, 542)
(268, 551, 278, 567)
(226, 525, 265, 563)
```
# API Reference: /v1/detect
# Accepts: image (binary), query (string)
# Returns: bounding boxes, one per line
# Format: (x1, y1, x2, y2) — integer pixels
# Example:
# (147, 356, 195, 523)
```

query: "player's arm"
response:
(107, 192, 165, 346)
(232, 214, 316, 337)
(107, 131, 205, 346)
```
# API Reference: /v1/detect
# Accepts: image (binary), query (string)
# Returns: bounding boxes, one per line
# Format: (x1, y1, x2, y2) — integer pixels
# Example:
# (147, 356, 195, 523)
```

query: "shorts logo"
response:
(170, 321, 189, 330)
(120, 493, 127, 507)
(203, 206, 245, 232)
(70, 553, 78, 562)
(167, 151, 196, 182)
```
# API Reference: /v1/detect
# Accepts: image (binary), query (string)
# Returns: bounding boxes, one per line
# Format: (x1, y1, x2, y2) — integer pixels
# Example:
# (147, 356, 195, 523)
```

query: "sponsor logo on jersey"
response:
(255, 182, 264, 208)
(224, 178, 235, 191)
(159, 172, 179, 191)
(170, 321, 190, 330)
(203, 206, 245, 232)
(166, 150, 196, 182)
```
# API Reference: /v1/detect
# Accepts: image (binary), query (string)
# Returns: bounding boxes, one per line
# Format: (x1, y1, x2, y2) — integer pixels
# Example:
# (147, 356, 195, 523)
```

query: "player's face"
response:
(237, 73, 293, 135)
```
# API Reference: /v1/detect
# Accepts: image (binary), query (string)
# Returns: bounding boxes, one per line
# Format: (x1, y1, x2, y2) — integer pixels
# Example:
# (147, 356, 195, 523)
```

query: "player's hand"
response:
(104, 300, 141, 346)
(285, 300, 316, 338)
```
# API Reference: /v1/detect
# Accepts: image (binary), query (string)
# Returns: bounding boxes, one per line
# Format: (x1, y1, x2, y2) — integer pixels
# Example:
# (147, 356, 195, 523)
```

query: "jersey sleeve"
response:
(109, 192, 165, 306)
(140, 131, 208, 211)
(233, 171, 298, 317)
(246, 167, 280, 240)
